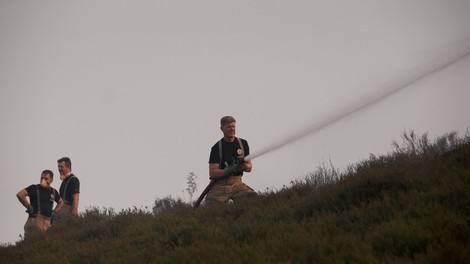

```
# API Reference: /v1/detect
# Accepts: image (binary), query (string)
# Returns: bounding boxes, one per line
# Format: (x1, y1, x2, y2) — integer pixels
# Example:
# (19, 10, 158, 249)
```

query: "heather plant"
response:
(152, 195, 189, 215)
(391, 129, 468, 156)
(304, 159, 343, 187)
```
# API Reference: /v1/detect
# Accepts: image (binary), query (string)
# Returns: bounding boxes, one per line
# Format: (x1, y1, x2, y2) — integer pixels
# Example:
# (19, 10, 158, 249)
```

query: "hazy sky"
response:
(1, 0, 469, 244)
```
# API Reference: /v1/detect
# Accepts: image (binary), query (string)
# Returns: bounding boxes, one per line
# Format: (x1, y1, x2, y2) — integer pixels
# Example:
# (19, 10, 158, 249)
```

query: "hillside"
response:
(1, 131, 469, 263)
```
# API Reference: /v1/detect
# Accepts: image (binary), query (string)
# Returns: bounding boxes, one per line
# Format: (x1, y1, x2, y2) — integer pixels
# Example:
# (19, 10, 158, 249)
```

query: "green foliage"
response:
(1, 130, 470, 263)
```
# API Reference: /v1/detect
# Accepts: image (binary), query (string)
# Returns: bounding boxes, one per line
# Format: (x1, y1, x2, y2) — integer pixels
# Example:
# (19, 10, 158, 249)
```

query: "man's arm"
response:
(243, 159, 253, 172)
(209, 163, 225, 179)
(72, 193, 79, 216)
(54, 197, 64, 213)
(16, 189, 30, 208)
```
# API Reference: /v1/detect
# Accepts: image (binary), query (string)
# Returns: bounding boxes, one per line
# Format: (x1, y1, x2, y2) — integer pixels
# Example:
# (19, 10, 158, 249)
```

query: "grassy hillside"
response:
(1, 131, 469, 263)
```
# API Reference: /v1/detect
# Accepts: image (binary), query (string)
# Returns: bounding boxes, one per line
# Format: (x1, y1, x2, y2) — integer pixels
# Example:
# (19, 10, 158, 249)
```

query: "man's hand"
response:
(234, 163, 245, 175)
(26, 205, 34, 216)
(51, 211, 57, 224)
(223, 164, 245, 176)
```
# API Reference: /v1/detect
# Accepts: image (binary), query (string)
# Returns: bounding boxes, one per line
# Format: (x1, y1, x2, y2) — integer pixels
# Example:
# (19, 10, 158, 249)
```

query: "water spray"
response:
(245, 44, 470, 161)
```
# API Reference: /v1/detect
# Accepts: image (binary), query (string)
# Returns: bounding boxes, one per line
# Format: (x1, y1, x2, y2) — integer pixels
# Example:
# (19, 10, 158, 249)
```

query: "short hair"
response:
(220, 116, 236, 127)
(42, 170, 54, 179)
(57, 157, 72, 168)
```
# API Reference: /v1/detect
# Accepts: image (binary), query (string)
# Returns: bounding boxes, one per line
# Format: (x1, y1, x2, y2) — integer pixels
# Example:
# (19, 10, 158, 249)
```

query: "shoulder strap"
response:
(236, 137, 244, 156)
(218, 140, 223, 168)
(36, 185, 41, 215)
(63, 175, 76, 203)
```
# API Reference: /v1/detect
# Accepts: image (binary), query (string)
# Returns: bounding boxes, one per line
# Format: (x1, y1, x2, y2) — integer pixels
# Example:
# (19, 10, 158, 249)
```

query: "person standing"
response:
(57, 157, 80, 217)
(16, 170, 63, 238)
(205, 116, 257, 205)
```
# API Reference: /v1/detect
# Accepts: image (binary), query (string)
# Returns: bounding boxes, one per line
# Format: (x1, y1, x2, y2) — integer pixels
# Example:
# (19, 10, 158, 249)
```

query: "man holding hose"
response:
(204, 116, 257, 205)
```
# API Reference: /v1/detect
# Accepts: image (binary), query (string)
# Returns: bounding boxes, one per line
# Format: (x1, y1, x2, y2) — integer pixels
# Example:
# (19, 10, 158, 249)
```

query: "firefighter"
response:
(205, 116, 257, 205)
(16, 170, 63, 238)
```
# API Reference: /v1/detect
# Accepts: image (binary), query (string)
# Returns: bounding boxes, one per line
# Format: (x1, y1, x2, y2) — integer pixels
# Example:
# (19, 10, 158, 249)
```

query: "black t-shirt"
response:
(25, 184, 60, 217)
(59, 174, 80, 204)
(209, 137, 250, 171)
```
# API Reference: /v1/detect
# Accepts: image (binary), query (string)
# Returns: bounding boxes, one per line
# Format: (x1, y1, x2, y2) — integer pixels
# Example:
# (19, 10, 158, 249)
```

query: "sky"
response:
(1, 0, 470, 245)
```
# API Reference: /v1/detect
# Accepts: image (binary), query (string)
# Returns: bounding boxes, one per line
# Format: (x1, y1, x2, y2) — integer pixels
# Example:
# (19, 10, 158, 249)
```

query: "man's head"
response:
(220, 116, 236, 141)
(40, 170, 53, 188)
(57, 157, 72, 177)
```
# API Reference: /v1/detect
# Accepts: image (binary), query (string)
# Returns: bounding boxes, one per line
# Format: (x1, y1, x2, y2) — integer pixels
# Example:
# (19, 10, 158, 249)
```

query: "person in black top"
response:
(57, 157, 80, 217)
(16, 170, 63, 238)
(205, 116, 257, 205)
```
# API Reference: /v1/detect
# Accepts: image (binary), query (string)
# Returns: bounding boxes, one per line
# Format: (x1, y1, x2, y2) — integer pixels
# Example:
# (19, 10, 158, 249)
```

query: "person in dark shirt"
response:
(205, 116, 257, 205)
(16, 170, 63, 238)
(57, 157, 80, 217)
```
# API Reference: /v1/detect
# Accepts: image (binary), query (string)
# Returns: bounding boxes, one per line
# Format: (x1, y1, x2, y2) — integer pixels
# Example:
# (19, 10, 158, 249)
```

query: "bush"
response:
(1, 130, 469, 263)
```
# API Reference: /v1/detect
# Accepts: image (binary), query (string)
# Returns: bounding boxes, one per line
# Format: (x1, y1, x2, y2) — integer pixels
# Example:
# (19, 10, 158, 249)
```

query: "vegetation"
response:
(1, 130, 469, 263)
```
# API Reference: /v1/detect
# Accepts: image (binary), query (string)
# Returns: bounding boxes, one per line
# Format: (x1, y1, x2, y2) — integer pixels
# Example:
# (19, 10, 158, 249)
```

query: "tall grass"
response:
(1, 130, 469, 263)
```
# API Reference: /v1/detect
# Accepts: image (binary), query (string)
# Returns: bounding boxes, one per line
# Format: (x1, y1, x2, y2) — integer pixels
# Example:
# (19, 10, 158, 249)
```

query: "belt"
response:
(224, 176, 242, 184)
(29, 214, 51, 219)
